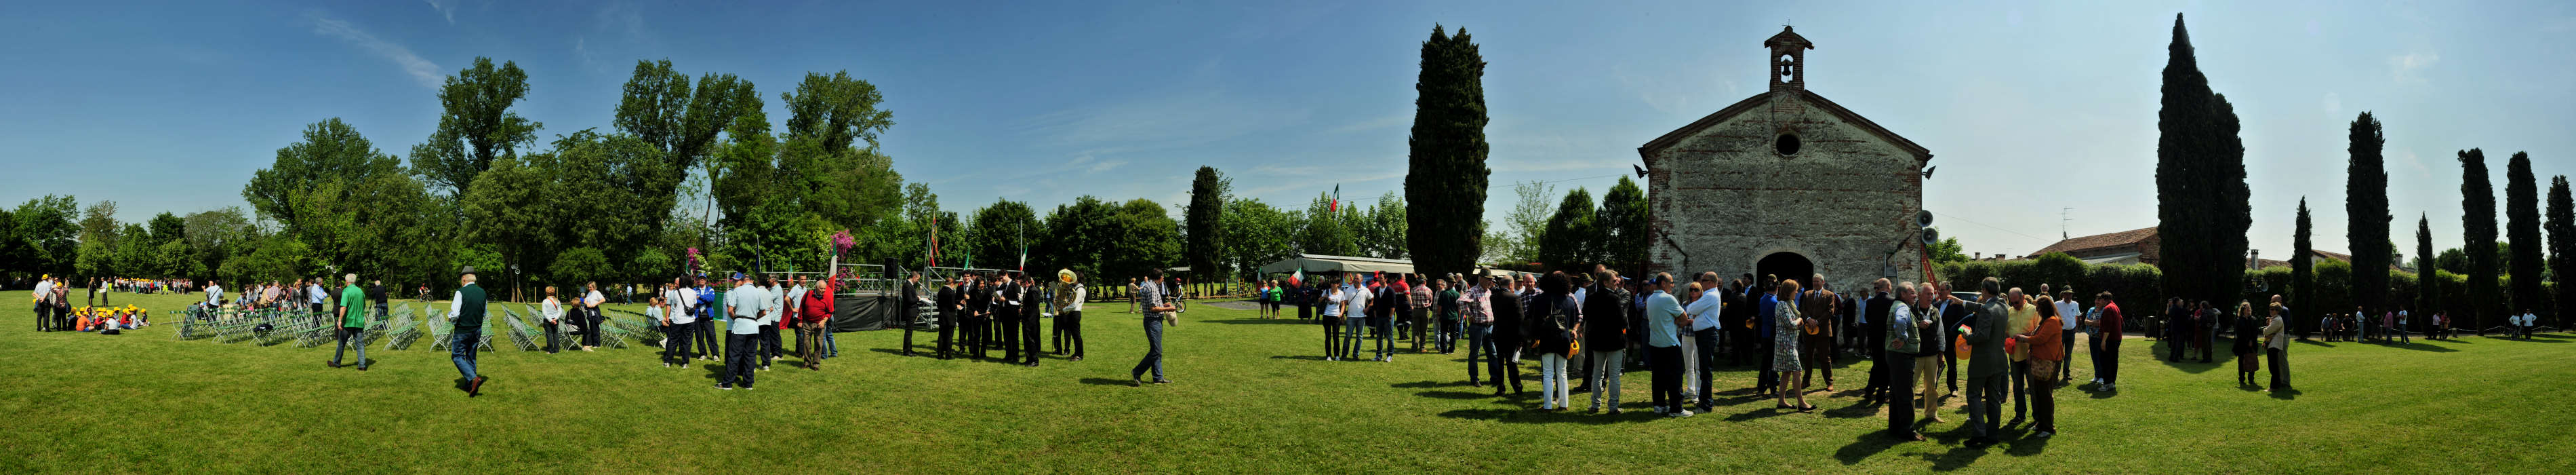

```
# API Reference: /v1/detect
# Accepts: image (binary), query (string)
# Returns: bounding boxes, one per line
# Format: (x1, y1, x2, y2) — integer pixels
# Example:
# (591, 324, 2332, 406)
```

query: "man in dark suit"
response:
(998, 273, 1024, 362)
(965, 274, 990, 359)
(1020, 276, 1045, 367)
(1862, 278, 1895, 404)
(935, 276, 961, 360)
(1936, 282, 1972, 396)
(901, 272, 923, 356)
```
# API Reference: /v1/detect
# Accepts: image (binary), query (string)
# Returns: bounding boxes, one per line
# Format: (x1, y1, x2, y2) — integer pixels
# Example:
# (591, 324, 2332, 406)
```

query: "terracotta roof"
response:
(1636, 89, 1934, 162)
(2029, 226, 2159, 256)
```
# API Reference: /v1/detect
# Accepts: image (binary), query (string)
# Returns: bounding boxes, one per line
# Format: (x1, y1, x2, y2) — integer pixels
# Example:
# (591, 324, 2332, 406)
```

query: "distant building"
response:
(1642, 26, 1932, 286)
(2027, 227, 2161, 266)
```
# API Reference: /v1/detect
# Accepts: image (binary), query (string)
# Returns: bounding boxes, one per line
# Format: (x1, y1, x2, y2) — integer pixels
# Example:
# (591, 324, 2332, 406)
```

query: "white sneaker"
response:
(1673, 409, 1695, 417)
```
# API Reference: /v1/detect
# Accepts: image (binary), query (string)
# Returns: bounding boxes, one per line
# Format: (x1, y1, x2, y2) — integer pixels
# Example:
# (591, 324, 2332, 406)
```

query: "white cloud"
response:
(2322, 92, 2341, 114)
(422, 0, 456, 24)
(2388, 51, 2439, 83)
(308, 14, 444, 90)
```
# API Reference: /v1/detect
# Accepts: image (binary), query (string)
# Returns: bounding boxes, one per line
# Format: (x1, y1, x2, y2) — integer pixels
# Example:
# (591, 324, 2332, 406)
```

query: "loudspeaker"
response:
(1921, 227, 1941, 248)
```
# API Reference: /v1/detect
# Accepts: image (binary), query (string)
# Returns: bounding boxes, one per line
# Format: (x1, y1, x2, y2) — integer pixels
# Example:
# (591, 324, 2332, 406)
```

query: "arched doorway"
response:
(1755, 252, 1813, 290)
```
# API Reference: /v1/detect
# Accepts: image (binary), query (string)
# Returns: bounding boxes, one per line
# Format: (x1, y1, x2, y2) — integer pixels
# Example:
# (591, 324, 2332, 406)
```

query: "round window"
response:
(1775, 134, 1802, 155)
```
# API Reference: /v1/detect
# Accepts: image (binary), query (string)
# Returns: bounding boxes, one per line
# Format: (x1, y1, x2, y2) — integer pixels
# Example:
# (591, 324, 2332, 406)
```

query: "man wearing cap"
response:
(447, 267, 489, 396)
(719, 273, 765, 390)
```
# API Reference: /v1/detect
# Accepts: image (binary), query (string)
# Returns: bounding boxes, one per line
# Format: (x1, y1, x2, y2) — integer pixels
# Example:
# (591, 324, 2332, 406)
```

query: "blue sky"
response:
(5, 1, 2573, 263)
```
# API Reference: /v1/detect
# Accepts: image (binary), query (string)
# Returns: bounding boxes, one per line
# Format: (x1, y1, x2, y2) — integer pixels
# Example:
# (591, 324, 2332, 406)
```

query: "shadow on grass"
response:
(1914, 431, 1992, 471)
(1199, 318, 1310, 326)
(2268, 387, 2303, 400)
(1720, 406, 1798, 421)
(2150, 342, 2226, 373)
(1434, 407, 1629, 425)
(1415, 390, 1500, 400)
(1267, 355, 1326, 362)
(1832, 432, 1905, 465)
(1077, 377, 1136, 386)
(2001, 434, 2051, 456)
(2296, 339, 2338, 348)
(1391, 379, 1469, 389)
(2378, 341, 2461, 352)
(1822, 400, 1881, 419)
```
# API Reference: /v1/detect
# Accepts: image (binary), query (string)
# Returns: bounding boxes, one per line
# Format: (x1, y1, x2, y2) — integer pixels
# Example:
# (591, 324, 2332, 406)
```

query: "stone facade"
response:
(1636, 26, 1933, 288)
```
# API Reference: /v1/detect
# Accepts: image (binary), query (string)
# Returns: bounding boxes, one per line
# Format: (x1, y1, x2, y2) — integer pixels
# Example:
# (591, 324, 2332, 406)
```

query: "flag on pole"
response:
(1329, 184, 1341, 212)
(1291, 268, 1304, 286)
(1017, 220, 1027, 271)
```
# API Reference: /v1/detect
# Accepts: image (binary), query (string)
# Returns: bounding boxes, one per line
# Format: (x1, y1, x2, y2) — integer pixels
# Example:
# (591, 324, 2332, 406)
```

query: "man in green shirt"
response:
(330, 273, 371, 370)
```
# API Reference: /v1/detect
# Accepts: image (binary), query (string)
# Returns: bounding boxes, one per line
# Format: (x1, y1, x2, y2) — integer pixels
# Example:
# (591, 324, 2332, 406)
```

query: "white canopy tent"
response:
(1255, 254, 1415, 276)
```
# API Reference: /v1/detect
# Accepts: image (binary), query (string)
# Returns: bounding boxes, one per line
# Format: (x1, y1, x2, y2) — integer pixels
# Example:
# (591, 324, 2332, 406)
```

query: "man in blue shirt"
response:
(1756, 274, 1780, 396)
(1131, 268, 1176, 385)
(1643, 273, 1690, 417)
(694, 276, 720, 362)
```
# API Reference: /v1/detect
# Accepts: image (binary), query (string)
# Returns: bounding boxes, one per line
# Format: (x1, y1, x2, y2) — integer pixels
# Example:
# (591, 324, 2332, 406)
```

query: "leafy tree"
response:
(75, 201, 121, 277)
(1041, 196, 1121, 281)
(182, 207, 254, 281)
(2293, 198, 2314, 336)
(1220, 198, 1295, 280)
(459, 155, 548, 294)
(146, 212, 185, 246)
(965, 198, 1039, 271)
(1927, 231, 1969, 264)
(113, 223, 154, 278)
(2505, 151, 2543, 317)
(1102, 199, 1182, 281)
(411, 57, 542, 197)
(1500, 180, 1555, 264)
(13, 195, 81, 276)
(1186, 166, 1230, 280)
(2460, 148, 2499, 326)
(2547, 176, 2573, 325)
(1404, 24, 1491, 278)
(1537, 187, 1598, 270)
(613, 60, 757, 239)
(782, 71, 895, 152)
(773, 71, 904, 231)
(1598, 176, 1649, 272)
(548, 247, 613, 290)
(1297, 193, 1356, 257)
(2346, 112, 2390, 315)
(2417, 214, 2437, 318)
(2154, 14, 2252, 308)
(1363, 192, 1408, 259)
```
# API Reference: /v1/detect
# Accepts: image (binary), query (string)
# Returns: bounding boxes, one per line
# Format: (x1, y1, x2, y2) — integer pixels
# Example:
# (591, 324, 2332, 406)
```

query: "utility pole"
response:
(2061, 207, 2073, 240)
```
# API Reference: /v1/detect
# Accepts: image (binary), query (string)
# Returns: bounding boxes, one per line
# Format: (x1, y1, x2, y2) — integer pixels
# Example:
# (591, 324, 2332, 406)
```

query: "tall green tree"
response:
(75, 202, 121, 277)
(2547, 176, 2573, 326)
(1500, 180, 1555, 264)
(2346, 112, 2390, 315)
(1598, 176, 1649, 273)
(1041, 196, 1121, 281)
(2154, 14, 2252, 307)
(1363, 192, 1408, 259)
(612, 60, 758, 237)
(1104, 200, 1182, 281)
(1298, 193, 1357, 257)
(965, 199, 1039, 271)
(411, 57, 542, 197)
(1537, 187, 1598, 270)
(182, 207, 254, 282)
(2417, 214, 2438, 322)
(1185, 166, 1230, 280)
(1220, 198, 1295, 280)
(2459, 149, 2500, 328)
(2505, 151, 2543, 317)
(1403, 24, 1492, 278)
(777, 71, 904, 231)
(146, 212, 185, 246)
(14, 195, 81, 276)
(2293, 198, 2315, 336)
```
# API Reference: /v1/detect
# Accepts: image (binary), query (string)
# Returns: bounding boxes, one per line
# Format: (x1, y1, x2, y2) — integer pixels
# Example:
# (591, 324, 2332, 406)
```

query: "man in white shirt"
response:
(204, 282, 224, 309)
(719, 273, 765, 390)
(1344, 278, 1372, 362)
(1681, 272, 1729, 413)
(2395, 307, 2411, 343)
(580, 282, 606, 351)
(663, 276, 697, 368)
(2053, 288, 2082, 385)
(33, 276, 56, 332)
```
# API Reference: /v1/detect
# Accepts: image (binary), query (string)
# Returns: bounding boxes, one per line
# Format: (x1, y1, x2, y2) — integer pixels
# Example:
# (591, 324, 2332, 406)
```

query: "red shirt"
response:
(2097, 302, 2122, 341)
(801, 283, 835, 322)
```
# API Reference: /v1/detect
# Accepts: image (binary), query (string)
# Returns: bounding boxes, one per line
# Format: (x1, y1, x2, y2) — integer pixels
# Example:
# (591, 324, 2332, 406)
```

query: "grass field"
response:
(3, 289, 2573, 473)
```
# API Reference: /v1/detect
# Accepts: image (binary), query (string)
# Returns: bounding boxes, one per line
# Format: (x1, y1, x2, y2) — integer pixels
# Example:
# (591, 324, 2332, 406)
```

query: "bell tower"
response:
(1764, 26, 1813, 92)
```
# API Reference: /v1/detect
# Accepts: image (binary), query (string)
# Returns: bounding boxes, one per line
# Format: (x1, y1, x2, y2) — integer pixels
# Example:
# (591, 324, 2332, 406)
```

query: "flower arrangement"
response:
(830, 230, 856, 256)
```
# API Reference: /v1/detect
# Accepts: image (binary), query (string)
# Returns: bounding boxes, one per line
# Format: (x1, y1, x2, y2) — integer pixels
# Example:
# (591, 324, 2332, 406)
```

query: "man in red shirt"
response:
(799, 275, 837, 370)
(2087, 292, 2122, 392)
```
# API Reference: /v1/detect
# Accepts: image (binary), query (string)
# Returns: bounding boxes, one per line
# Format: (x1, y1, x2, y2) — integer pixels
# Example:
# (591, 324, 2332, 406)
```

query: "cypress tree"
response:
(1537, 188, 1596, 270)
(2346, 113, 2390, 316)
(2460, 149, 2499, 329)
(2417, 214, 2438, 327)
(1185, 166, 1228, 280)
(2546, 176, 2573, 327)
(2505, 152, 2543, 318)
(2155, 14, 2251, 308)
(1404, 24, 1491, 277)
(2294, 198, 2314, 337)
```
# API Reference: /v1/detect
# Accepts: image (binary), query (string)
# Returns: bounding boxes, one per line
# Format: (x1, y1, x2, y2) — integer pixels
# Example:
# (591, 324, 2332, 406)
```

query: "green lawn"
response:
(3, 289, 2571, 473)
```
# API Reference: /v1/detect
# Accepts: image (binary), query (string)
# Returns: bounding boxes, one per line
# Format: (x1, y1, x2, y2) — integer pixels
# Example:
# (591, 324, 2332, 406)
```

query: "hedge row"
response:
(1938, 253, 2558, 337)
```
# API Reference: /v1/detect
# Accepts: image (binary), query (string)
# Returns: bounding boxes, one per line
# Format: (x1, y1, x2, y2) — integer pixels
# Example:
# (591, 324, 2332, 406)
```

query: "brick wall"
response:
(1644, 92, 1927, 286)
